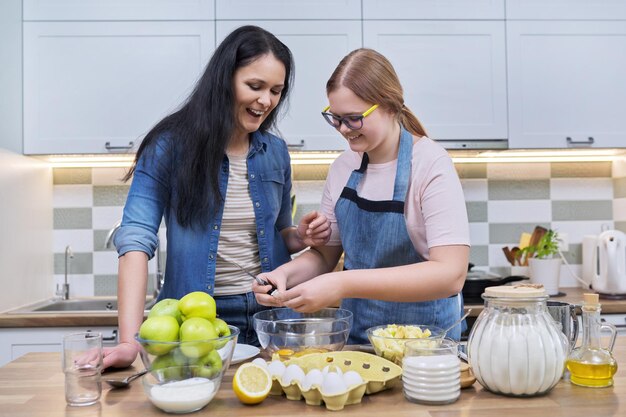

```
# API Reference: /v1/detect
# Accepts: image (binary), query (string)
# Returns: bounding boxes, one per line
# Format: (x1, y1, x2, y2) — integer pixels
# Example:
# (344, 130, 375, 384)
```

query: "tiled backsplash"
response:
(53, 161, 626, 297)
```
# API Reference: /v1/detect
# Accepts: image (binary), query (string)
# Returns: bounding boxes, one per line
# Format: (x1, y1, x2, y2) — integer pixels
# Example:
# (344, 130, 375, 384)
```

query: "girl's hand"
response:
(279, 272, 343, 313)
(297, 211, 331, 247)
(252, 270, 288, 307)
(102, 342, 140, 370)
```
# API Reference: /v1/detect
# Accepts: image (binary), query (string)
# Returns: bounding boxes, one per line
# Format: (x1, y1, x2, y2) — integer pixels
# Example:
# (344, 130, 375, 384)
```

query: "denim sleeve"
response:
(276, 141, 293, 231)
(114, 136, 172, 259)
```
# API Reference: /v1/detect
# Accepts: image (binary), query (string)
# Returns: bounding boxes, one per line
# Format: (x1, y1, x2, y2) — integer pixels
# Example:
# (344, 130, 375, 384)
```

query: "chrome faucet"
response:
(58, 245, 73, 300)
(105, 220, 163, 300)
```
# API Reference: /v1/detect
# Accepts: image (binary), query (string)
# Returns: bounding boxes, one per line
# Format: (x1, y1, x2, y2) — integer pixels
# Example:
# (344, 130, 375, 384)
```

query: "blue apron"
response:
(336, 127, 462, 344)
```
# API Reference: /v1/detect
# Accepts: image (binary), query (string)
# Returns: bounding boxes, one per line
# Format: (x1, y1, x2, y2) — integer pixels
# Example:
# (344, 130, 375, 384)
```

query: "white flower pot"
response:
(529, 258, 562, 296)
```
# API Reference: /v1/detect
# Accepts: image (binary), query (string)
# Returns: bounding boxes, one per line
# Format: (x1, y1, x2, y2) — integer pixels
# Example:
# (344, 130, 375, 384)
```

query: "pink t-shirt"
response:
(321, 136, 470, 260)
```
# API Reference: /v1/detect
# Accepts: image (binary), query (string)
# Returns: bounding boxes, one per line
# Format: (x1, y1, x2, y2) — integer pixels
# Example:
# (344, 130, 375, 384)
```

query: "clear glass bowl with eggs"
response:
(136, 326, 239, 413)
(253, 308, 353, 360)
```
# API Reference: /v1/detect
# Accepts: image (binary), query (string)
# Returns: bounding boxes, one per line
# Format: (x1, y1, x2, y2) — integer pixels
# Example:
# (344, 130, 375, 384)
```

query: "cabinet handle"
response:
(287, 140, 305, 150)
(102, 330, 118, 342)
(105, 141, 134, 151)
(566, 137, 594, 147)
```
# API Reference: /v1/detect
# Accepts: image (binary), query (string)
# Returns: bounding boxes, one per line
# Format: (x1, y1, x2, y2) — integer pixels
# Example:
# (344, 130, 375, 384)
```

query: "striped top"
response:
(214, 154, 262, 296)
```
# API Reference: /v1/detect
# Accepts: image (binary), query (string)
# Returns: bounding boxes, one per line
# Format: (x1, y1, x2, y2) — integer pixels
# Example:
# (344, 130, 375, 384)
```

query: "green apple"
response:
(195, 349, 223, 379)
(151, 351, 186, 380)
(210, 318, 231, 349)
(178, 291, 216, 321)
(148, 298, 182, 324)
(138, 316, 180, 356)
(179, 317, 218, 358)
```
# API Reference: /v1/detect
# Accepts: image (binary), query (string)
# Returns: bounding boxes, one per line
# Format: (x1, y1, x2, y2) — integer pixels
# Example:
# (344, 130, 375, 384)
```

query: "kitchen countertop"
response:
(2, 287, 625, 328)
(1, 340, 625, 417)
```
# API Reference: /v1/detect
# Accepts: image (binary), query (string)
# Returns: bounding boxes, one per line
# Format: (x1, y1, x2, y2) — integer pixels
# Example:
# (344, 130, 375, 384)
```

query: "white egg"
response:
(267, 360, 286, 378)
(321, 365, 343, 376)
(342, 370, 363, 388)
(302, 368, 324, 391)
(281, 364, 305, 386)
(321, 372, 347, 395)
(251, 358, 268, 369)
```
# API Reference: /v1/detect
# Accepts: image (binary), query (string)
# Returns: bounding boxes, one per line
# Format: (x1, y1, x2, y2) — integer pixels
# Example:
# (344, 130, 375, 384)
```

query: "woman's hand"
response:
(252, 269, 288, 307)
(279, 272, 343, 313)
(102, 341, 140, 370)
(297, 211, 331, 247)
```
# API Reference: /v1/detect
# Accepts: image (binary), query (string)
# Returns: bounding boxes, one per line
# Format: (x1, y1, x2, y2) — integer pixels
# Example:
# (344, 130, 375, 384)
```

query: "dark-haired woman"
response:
(254, 48, 469, 344)
(102, 26, 330, 369)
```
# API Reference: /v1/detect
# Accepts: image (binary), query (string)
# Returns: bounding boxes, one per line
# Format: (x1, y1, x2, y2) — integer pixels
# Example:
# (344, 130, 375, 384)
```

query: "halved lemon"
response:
(232, 363, 272, 405)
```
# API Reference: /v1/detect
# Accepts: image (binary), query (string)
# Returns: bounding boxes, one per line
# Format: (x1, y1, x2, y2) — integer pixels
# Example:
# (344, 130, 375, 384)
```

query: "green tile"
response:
(615, 177, 626, 198)
(94, 230, 116, 252)
(615, 221, 626, 234)
(489, 223, 550, 244)
(561, 243, 582, 265)
(469, 245, 488, 267)
(551, 162, 612, 178)
(552, 201, 613, 221)
(294, 203, 320, 225)
(466, 202, 487, 223)
(53, 168, 92, 184)
(455, 163, 487, 179)
(54, 208, 92, 229)
(488, 180, 550, 200)
(54, 252, 93, 274)
(93, 185, 130, 206)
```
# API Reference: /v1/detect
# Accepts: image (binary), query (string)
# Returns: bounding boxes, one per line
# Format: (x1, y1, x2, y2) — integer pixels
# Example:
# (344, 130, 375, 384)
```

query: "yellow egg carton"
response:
(268, 351, 402, 411)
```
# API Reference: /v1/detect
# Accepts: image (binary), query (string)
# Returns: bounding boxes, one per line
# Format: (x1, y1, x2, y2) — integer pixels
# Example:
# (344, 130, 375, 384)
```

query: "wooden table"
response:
(1, 339, 624, 417)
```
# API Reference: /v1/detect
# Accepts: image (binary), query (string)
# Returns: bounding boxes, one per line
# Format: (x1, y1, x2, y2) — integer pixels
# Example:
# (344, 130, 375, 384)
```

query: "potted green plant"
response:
(525, 229, 562, 296)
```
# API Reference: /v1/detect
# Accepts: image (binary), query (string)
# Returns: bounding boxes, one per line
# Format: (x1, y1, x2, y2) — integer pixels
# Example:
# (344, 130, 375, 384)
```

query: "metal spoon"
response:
(105, 369, 148, 389)
(441, 309, 472, 338)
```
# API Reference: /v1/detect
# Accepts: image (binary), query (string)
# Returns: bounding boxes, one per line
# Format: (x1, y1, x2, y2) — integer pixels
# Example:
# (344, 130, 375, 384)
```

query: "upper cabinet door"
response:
(506, 0, 626, 20)
(216, 0, 361, 19)
(23, 22, 214, 154)
(24, 0, 214, 20)
(217, 21, 362, 151)
(363, 21, 507, 144)
(507, 21, 626, 149)
(363, 0, 504, 19)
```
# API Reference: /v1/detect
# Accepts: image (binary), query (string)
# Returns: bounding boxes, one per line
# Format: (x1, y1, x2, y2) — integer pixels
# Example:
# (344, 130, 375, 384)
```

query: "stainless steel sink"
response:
(8, 297, 152, 314)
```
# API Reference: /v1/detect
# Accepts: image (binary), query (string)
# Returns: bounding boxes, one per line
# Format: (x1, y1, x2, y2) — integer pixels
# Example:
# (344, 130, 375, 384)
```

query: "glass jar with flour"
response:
(467, 285, 569, 396)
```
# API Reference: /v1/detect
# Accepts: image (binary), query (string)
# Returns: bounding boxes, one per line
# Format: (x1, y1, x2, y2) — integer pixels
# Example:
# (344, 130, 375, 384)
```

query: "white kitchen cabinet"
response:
(217, 21, 362, 151)
(363, 21, 508, 147)
(506, 0, 626, 20)
(0, 326, 118, 367)
(23, 21, 214, 154)
(24, 0, 214, 21)
(216, 0, 361, 20)
(507, 21, 626, 149)
(363, 0, 504, 20)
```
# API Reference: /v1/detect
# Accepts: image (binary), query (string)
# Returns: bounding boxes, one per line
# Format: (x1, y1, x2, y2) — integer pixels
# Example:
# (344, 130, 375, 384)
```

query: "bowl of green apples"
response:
(135, 292, 239, 413)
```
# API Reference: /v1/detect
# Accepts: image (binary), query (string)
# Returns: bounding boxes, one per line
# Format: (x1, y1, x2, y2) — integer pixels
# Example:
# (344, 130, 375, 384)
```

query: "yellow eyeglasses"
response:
(321, 104, 379, 130)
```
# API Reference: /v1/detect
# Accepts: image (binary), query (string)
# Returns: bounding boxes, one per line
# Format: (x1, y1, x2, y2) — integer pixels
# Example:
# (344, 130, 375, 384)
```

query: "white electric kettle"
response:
(592, 229, 626, 295)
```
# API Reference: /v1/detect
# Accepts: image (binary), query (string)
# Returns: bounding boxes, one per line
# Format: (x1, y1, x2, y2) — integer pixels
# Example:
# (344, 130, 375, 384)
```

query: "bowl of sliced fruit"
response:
(366, 324, 445, 365)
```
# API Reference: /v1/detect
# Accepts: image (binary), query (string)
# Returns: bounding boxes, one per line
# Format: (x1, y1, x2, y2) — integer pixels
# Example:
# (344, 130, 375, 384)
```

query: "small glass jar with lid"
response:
(467, 284, 569, 397)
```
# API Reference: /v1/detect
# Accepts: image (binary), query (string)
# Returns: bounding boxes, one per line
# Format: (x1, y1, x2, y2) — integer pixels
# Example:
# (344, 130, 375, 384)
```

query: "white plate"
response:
(230, 344, 260, 365)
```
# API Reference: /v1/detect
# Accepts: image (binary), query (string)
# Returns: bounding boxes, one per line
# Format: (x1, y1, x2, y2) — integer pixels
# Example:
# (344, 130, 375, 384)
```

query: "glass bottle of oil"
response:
(566, 293, 618, 387)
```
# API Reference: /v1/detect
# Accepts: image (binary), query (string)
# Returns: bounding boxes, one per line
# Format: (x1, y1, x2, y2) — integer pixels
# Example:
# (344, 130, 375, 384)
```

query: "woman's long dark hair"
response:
(124, 25, 294, 228)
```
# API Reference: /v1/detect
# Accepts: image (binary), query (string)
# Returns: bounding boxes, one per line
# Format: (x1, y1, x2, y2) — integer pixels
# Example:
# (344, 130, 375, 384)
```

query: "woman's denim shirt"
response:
(114, 130, 293, 300)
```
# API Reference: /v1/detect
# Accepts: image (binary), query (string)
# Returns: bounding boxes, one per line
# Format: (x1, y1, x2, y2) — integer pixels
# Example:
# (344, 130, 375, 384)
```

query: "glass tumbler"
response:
(402, 338, 460, 405)
(62, 332, 103, 406)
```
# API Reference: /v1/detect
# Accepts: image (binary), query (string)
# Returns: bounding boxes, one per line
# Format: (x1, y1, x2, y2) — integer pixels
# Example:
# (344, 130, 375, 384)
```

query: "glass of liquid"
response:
(62, 332, 103, 406)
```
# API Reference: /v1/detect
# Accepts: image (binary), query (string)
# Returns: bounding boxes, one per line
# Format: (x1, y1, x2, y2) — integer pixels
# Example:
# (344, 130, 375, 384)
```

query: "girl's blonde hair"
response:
(326, 48, 427, 137)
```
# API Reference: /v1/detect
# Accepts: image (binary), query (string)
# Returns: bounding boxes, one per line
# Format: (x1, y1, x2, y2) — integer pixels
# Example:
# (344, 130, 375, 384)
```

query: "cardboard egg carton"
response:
(268, 351, 402, 411)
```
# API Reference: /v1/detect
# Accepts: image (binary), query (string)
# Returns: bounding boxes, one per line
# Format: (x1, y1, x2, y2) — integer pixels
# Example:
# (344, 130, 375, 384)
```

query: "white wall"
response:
(0, 0, 22, 153)
(0, 150, 53, 312)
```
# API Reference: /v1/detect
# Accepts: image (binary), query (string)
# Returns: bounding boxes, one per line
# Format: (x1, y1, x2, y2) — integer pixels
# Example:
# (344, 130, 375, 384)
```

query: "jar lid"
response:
(483, 283, 546, 298)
